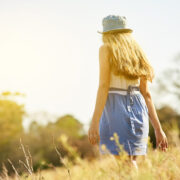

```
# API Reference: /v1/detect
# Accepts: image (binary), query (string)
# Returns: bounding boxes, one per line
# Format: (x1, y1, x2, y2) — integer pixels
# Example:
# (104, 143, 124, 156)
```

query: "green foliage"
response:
(53, 114, 85, 138)
(13, 114, 95, 173)
(0, 92, 25, 147)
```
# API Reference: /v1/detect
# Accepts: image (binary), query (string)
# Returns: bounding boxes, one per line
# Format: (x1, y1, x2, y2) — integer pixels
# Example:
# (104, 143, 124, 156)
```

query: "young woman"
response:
(88, 15, 168, 168)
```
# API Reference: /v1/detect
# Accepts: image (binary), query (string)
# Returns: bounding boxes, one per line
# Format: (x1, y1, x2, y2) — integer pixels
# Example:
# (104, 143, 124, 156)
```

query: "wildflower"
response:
(101, 144, 107, 151)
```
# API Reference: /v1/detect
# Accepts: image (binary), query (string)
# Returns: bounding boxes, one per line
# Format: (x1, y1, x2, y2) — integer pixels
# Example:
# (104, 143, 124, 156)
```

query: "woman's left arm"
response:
(88, 45, 111, 145)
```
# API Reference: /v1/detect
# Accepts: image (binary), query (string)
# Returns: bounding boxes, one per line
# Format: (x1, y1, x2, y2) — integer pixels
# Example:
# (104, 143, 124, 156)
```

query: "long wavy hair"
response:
(102, 32, 155, 83)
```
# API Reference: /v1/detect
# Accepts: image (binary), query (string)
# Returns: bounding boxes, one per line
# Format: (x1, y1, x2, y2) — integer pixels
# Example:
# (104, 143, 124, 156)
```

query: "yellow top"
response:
(109, 71, 140, 89)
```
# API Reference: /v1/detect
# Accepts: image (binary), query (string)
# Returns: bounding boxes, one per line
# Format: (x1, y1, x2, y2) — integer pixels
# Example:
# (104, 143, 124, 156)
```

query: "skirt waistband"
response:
(108, 85, 140, 105)
(109, 85, 140, 95)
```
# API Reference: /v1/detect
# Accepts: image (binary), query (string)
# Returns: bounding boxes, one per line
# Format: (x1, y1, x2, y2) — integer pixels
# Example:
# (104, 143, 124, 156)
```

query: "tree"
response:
(53, 114, 85, 138)
(152, 53, 180, 114)
(0, 92, 25, 147)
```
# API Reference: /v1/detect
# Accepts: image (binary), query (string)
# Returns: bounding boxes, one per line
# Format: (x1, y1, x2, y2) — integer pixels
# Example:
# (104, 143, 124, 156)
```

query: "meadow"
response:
(1, 133, 180, 180)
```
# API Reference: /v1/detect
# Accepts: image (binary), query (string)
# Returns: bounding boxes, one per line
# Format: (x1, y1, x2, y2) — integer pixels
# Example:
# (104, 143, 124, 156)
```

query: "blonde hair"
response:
(102, 32, 155, 83)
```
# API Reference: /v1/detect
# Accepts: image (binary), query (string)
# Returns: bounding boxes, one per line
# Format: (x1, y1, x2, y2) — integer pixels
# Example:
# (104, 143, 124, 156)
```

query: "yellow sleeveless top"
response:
(109, 71, 140, 89)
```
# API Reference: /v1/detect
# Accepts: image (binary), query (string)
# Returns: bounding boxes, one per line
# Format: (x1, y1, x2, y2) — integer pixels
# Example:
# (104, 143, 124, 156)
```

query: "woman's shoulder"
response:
(99, 45, 112, 63)
(99, 44, 111, 54)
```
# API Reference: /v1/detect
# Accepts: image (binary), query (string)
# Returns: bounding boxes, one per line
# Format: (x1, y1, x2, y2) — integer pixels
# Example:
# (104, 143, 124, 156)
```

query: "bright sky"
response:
(0, 0, 180, 131)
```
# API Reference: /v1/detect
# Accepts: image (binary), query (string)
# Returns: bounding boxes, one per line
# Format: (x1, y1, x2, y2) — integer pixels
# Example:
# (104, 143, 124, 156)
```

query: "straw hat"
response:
(97, 15, 133, 34)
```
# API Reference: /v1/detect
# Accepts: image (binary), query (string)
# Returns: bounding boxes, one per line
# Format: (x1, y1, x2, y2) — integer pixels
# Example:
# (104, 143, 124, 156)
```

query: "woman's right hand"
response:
(88, 121, 100, 145)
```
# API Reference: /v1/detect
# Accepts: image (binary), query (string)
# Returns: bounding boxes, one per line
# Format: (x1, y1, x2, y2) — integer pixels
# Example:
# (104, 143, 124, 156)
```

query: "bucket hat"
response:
(97, 15, 133, 34)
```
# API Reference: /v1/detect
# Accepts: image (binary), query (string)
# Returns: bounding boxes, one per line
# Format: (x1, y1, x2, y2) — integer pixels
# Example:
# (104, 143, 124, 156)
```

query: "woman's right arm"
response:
(139, 76, 168, 151)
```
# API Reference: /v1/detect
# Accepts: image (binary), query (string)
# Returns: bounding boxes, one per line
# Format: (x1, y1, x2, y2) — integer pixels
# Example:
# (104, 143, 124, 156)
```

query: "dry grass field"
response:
(1, 134, 180, 180)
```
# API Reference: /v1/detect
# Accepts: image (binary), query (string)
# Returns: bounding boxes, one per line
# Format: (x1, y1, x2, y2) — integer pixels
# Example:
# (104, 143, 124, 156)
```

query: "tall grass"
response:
(1, 133, 180, 180)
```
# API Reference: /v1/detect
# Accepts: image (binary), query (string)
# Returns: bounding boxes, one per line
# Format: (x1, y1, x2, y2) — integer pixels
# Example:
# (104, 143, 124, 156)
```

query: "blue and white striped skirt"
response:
(99, 85, 149, 156)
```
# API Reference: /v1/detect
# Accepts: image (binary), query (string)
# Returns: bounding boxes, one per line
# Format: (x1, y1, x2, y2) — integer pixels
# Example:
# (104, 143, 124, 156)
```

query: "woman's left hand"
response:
(88, 121, 100, 145)
(155, 129, 168, 152)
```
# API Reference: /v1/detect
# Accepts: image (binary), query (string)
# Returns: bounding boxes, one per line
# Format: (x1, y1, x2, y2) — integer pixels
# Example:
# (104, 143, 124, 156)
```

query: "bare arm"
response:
(91, 45, 110, 125)
(139, 76, 162, 132)
(91, 86, 109, 125)
(88, 45, 111, 145)
(139, 76, 168, 150)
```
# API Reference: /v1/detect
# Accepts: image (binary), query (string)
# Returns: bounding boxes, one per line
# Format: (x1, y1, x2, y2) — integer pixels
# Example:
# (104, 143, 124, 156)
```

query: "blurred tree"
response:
(0, 94, 96, 174)
(0, 91, 26, 174)
(21, 114, 94, 171)
(152, 53, 180, 113)
(0, 91, 25, 147)
(50, 114, 85, 138)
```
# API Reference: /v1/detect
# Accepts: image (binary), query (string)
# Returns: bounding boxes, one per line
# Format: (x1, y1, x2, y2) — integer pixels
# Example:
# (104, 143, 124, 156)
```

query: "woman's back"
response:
(109, 70, 140, 89)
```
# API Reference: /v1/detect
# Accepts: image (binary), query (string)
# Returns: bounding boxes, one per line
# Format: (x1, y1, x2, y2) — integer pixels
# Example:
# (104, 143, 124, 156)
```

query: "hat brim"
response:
(97, 28, 133, 34)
